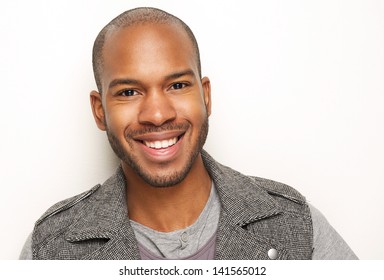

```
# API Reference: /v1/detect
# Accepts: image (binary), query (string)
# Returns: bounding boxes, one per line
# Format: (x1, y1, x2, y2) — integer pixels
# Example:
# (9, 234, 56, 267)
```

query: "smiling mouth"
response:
(138, 134, 184, 150)
(144, 137, 178, 149)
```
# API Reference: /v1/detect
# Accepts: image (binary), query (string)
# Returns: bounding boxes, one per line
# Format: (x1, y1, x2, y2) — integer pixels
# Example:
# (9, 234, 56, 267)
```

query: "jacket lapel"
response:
(201, 150, 289, 259)
(64, 166, 141, 259)
(79, 222, 141, 260)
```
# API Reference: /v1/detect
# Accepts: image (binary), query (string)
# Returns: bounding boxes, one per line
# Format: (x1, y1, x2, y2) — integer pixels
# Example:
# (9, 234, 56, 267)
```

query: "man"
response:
(20, 7, 357, 260)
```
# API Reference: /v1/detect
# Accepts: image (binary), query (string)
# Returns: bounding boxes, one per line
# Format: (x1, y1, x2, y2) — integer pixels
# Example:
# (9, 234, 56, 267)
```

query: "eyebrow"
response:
(108, 69, 196, 90)
(108, 78, 140, 90)
(164, 69, 196, 81)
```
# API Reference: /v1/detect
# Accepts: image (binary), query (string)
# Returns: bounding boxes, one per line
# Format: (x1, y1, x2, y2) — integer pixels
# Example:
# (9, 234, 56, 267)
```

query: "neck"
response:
(122, 153, 212, 232)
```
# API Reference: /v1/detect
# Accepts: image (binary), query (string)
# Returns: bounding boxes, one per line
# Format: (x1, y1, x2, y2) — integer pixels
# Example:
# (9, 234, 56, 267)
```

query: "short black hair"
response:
(92, 7, 201, 93)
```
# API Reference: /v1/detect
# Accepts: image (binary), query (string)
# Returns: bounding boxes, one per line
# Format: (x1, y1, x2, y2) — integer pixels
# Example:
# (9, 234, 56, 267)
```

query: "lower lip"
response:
(138, 136, 184, 162)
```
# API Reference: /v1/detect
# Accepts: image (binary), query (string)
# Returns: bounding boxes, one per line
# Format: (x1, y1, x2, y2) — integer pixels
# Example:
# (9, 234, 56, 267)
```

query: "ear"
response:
(90, 90, 106, 131)
(201, 76, 212, 116)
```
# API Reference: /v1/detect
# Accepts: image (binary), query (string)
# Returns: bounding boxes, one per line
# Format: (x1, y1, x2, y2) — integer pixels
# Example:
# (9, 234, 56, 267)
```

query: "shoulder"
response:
(202, 150, 307, 207)
(35, 166, 125, 225)
(245, 175, 312, 223)
(31, 167, 128, 259)
(249, 176, 306, 205)
(35, 184, 101, 226)
(213, 160, 311, 221)
(32, 183, 102, 251)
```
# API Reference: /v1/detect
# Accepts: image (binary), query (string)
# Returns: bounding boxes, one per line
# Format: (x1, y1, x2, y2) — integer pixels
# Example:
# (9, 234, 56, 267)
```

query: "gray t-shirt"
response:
(131, 184, 220, 259)
(19, 184, 357, 260)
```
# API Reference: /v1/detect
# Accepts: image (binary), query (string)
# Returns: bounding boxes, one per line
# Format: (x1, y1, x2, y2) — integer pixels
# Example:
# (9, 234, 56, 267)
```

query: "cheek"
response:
(176, 95, 208, 124)
(105, 104, 137, 133)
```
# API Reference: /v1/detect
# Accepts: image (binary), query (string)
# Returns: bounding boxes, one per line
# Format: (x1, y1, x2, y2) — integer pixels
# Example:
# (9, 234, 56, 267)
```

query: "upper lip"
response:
(133, 130, 185, 142)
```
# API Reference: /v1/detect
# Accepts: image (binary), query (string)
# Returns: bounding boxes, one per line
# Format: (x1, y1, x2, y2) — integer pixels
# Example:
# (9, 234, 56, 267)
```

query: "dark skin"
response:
(90, 23, 212, 232)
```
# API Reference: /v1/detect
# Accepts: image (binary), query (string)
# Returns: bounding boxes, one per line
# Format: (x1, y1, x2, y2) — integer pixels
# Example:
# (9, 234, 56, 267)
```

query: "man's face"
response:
(91, 23, 211, 187)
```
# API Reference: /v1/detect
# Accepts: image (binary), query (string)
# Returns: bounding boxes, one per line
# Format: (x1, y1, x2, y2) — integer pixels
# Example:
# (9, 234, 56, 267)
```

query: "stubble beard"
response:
(106, 117, 209, 188)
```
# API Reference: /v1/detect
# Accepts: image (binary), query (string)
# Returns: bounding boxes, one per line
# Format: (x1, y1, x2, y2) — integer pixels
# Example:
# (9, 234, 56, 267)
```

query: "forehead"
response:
(101, 23, 197, 83)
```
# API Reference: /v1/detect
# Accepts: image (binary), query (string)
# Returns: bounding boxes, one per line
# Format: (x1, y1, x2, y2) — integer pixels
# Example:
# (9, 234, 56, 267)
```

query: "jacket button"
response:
(180, 232, 189, 243)
(268, 248, 278, 260)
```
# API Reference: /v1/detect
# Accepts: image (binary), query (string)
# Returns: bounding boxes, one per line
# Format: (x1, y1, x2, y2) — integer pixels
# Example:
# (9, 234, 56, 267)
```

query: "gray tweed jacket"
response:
(32, 150, 313, 259)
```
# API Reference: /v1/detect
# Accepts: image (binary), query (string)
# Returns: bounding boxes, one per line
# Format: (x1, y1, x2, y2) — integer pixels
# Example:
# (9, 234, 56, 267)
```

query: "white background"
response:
(0, 0, 383, 260)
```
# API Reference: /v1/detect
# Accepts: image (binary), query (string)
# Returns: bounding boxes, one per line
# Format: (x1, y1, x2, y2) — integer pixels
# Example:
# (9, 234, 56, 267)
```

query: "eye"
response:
(117, 89, 137, 97)
(171, 82, 187, 90)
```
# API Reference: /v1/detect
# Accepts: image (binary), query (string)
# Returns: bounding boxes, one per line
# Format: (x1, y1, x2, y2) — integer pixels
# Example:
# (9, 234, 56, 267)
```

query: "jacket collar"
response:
(64, 150, 285, 259)
(201, 150, 282, 227)
(201, 151, 290, 259)
(64, 166, 141, 259)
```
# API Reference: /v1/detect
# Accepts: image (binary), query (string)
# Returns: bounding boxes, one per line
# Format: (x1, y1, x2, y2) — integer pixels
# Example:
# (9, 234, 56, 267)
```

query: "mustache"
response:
(125, 122, 190, 138)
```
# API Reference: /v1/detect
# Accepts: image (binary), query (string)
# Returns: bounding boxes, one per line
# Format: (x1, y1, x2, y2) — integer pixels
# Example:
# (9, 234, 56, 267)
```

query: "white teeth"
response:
(155, 141, 161, 149)
(144, 137, 178, 149)
(161, 140, 168, 147)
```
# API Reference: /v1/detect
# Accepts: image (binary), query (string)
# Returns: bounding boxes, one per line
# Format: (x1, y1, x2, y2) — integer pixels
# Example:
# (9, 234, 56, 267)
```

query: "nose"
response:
(138, 89, 177, 126)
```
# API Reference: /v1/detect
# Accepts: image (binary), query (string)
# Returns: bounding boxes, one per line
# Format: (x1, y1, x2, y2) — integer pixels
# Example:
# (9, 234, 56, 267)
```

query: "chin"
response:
(134, 161, 195, 188)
